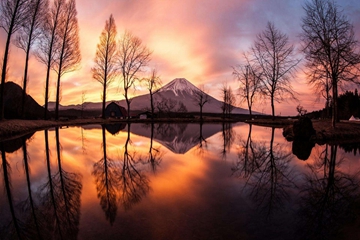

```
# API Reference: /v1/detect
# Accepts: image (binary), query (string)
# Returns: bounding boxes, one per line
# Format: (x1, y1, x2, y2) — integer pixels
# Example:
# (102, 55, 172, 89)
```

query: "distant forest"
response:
(307, 89, 360, 120)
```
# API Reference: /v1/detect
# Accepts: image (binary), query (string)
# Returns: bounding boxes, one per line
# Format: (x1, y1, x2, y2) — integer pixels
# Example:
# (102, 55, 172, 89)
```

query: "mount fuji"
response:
(118, 78, 250, 114)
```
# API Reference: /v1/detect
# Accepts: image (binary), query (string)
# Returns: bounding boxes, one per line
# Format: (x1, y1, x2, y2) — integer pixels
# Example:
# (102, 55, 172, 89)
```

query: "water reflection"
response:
(298, 144, 360, 239)
(1, 123, 360, 239)
(38, 128, 83, 239)
(93, 124, 150, 225)
(220, 122, 236, 160)
(233, 126, 297, 217)
(147, 123, 164, 173)
(92, 126, 120, 225)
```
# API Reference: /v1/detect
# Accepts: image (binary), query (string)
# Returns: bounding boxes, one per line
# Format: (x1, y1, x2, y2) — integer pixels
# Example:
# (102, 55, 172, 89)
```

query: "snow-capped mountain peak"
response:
(157, 78, 198, 96)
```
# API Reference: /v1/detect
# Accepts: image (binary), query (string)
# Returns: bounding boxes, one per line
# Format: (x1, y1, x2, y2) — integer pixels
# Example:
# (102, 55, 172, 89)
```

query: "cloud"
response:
(1, 0, 360, 115)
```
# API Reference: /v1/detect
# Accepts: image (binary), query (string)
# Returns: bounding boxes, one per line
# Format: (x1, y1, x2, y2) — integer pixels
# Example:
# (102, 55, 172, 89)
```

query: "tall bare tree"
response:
(53, 0, 81, 120)
(252, 22, 300, 118)
(301, 0, 360, 127)
(233, 54, 262, 119)
(92, 14, 118, 119)
(36, 0, 65, 119)
(193, 85, 210, 121)
(143, 68, 161, 120)
(15, 0, 48, 118)
(0, 0, 29, 120)
(221, 84, 235, 118)
(117, 30, 151, 118)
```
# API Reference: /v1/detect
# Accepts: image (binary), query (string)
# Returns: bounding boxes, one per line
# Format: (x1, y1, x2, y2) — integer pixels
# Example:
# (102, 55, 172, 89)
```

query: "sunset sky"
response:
(1, 0, 360, 116)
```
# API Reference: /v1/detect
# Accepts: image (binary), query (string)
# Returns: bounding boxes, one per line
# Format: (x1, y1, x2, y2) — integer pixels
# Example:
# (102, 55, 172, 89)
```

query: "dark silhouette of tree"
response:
(298, 144, 360, 239)
(18, 136, 44, 239)
(147, 123, 163, 173)
(92, 125, 120, 225)
(0, 0, 28, 120)
(193, 85, 210, 121)
(36, 0, 65, 119)
(118, 124, 150, 209)
(92, 14, 118, 119)
(53, 0, 81, 120)
(0, 143, 24, 239)
(220, 84, 235, 118)
(143, 69, 162, 120)
(194, 122, 209, 156)
(117, 30, 151, 118)
(232, 124, 267, 179)
(233, 55, 262, 119)
(38, 129, 82, 238)
(252, 22, 300, 119)
(220, 122, 235, 160)
(15, 0, 48, 118)
(301, 0, 360, 127)
(156, 97, 178, 117)
(235, 128, 297, 217)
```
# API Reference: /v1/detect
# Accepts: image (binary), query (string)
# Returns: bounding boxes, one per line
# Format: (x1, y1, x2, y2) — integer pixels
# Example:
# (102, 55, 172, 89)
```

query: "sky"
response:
(1, 0, 360, 116)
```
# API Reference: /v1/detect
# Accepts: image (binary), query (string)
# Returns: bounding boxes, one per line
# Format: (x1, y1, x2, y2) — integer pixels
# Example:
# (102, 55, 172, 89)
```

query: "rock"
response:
(282, 125, 294, 141)
(292, 117, 316, 140)
(292, 139, 315, 160)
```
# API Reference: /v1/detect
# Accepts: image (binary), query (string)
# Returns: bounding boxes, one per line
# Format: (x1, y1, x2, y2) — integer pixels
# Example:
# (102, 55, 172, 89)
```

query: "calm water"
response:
(1, 123, 360, 240)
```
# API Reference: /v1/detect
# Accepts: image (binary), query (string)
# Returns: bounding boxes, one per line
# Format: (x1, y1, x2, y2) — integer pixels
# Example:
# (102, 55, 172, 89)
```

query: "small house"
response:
(104, 102, 127, 119)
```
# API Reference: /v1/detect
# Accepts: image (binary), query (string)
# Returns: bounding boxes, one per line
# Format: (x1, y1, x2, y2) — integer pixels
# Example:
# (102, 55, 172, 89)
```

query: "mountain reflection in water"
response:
(1, 123, 360, 240)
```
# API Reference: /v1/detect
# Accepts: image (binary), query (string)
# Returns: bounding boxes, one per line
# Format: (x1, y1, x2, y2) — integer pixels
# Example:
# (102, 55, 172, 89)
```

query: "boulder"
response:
(292, 117, 316, 140)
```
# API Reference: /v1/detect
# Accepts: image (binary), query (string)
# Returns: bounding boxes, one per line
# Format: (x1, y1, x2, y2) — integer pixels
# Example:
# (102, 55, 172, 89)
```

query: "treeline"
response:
(0, 0, 81, 120)
(233, 0, 360, 127)
(307, 89, 360, 120)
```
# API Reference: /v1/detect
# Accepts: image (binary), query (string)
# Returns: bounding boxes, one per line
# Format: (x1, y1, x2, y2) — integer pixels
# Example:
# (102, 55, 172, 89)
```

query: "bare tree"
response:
(192, 85, 210, 121)
(221, 84, 235, 118)
(36, 0, 65, 119)
(252, 22, 300, 119)
(92, 14, 118, 119)
(53, 0, 81, 120)
(301, 0, 360, 127)
(233, 54, 262, 119)
(143, 68, 161, 120)
(0, 0, 29, 120)
(117, 30, 151, 118)
(15, 0, 48, 118)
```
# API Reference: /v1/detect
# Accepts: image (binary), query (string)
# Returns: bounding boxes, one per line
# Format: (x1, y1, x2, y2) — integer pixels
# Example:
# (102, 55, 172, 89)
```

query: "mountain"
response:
(118, 78, 250, 114)
(51, 78, 250, 114)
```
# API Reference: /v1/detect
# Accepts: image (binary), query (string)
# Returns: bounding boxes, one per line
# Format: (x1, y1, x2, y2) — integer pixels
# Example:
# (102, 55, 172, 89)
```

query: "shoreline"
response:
(1, 118, 360, 144)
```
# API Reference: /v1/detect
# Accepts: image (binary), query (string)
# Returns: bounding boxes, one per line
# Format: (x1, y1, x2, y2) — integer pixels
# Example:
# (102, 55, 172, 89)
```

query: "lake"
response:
(1, 122, 360, 240)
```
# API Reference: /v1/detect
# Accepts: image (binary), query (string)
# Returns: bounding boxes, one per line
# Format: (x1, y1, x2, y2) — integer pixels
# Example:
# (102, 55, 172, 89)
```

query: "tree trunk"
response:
(332, 82, 338, 128)
(102, 82, 106, 119)
(200, 105, 203, 122)
(150, 91, 154, 120)
(0, 33, 13, 120)
(271, 95, 275, 119)
(55, 72, 61, 120)
(21, 45, 31, 118)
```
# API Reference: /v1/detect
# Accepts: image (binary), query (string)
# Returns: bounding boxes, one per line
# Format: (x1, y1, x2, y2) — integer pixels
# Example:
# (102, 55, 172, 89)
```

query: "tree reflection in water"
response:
(18, 136, 44, 239)
(233, 126, 297, 217)
(147, 123, 163, 173)
(0, 143, 23, 239)
(119, 124, 150, 210)
(93, 124, 150, 225)
(93, 125, 120, 225)
(298, 144, 360, 239)
(221, 122, 235, 160)
(38, 128, 83, 239)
